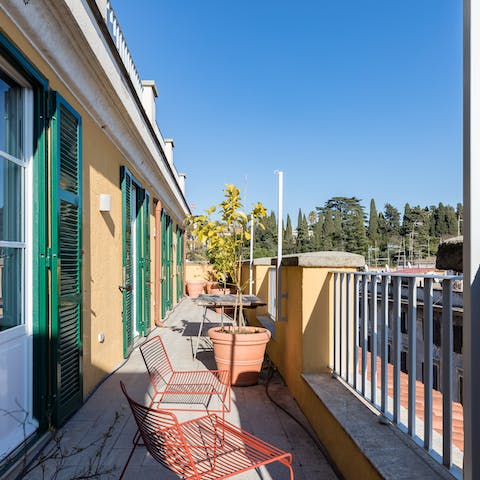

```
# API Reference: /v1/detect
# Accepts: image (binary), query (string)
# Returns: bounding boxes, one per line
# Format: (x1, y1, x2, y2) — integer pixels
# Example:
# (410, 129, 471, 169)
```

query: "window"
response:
(433, 363, 439, 390)
(268, 266, 276, 319)
(401, 351, 408, 373)
(401, 310, 408, 334)
(433, 319, 441, 347)
(453, 325, 462, 354)
(0, 69, 29, 333)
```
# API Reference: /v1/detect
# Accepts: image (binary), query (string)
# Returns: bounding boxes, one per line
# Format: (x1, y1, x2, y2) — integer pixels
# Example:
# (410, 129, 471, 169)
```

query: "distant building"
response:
(364, 282, 463, 404)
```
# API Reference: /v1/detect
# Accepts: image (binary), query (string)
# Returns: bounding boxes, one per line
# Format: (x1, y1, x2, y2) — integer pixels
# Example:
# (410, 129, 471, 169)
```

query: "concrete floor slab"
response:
(23, 298, 337, 479)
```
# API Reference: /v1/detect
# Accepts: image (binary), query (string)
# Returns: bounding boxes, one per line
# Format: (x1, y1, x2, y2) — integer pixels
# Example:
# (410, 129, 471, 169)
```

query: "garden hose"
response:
(264, 359, 345, 480)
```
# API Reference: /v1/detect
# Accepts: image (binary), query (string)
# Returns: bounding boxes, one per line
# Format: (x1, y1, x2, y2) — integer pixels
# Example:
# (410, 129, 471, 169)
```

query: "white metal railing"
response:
(331, 271, 463, 474)
(105, 1, 144, 100)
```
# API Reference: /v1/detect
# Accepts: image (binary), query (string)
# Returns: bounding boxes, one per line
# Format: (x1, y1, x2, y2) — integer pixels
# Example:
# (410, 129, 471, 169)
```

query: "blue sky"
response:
(112, 1, 463, 222)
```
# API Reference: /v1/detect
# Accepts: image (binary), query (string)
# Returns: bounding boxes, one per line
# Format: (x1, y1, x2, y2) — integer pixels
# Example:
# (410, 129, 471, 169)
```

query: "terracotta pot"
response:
(186, 280, 205, 298)
(208, 326, 271, 386)
(206, 281, 218, 294)
(210, 287, 230, 295)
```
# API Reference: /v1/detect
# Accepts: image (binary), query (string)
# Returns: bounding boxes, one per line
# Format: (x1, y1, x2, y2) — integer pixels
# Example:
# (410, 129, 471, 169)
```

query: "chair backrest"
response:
(120, 381, 197, 477)
(140, 335, 174, 388)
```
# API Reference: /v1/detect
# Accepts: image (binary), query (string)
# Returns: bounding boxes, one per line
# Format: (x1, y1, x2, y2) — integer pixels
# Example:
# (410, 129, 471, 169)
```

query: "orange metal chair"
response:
(119, 381, 294, 479)
(140, 335, 230, 419)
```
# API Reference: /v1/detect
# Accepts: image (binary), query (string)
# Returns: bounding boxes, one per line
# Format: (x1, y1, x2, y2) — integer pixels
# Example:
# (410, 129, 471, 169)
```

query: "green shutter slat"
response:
(51, 96, 83, 426)
(144, 192, 151, 334)
(121, 168, 134, 357)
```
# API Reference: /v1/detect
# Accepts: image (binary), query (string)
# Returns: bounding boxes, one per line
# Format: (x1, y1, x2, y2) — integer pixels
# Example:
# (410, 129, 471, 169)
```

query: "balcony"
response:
(16, 299, 334, 480)
(11, 252, 463, 479)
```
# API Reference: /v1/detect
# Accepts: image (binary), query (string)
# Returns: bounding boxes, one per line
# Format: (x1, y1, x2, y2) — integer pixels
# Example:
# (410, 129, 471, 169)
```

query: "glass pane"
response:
(0, 247, 23, 331)
(0, 76, 24, 159)
(0, 157, 23, 241)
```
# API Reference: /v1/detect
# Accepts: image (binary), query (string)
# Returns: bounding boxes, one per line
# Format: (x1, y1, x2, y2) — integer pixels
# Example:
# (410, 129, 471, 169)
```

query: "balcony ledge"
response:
(302, 373, 456, 480)
(253, 251, 365, 268)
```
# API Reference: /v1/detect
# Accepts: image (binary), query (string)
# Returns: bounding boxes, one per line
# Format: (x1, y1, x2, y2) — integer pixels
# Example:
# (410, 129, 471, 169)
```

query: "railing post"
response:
(340, 273, 344, 377)
(353, 274, 360, 390)
(361, 274, 369, 397)
(346, 273, 351, 384)
(423, 276, 433, 451)
(370, 275, 378, 405)
(380, 276, 388, 414)
(407, 277, 417, 437)
(392, 276, 401, 424)
(442, 278, 453, 468)
(333, 272, 338, 373)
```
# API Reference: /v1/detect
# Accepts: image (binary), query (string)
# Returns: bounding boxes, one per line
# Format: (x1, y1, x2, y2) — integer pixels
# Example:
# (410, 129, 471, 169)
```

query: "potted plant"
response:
(185, 279, 205, 298)
(186, 184, 269, 386)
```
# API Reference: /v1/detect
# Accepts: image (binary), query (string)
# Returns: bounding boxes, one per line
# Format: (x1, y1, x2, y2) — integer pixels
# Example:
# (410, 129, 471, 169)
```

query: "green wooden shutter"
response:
(161, 210, 167, 318)
(178, 228, 184, 300)
(176, 227, 184, 302)
(168, 216, 173, 309)
(121, 167, 134, 357)
(50, 94, 83, 426)
(143, 192, 151, 334)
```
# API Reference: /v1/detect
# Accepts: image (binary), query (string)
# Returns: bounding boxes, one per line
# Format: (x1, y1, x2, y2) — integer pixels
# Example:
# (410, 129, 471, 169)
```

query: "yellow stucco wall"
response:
(185, 262, 214, 282)
(0, 16, 181, 397)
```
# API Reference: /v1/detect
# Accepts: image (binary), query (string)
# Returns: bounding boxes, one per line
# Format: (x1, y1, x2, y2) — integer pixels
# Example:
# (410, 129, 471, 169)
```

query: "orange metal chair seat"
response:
(120, 381, 294, 480)
(140, 335, 230, 415)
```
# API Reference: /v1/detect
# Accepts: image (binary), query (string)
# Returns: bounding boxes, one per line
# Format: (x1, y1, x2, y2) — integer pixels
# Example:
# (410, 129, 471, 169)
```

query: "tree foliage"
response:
(250, 197, 463, 266)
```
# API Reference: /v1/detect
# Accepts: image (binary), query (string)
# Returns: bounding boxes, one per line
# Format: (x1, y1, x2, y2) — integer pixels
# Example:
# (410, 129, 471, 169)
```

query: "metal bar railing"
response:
(442, 278, 453, 468)
(380, 276, 388, 414)
(340, 273, 345, 377)
(333, 272, 338, 373)
(370, 276, 378, 404)
(353, 274, 360, 390)
(346, 273, 351, 384)
(331, 270, 463, 473)
(424, 276, 433, 451)
(393, 275, 401, 425)
(106, 1, 144, 100)
(361, 275, 368, 397)
(407, 277, 417, 437)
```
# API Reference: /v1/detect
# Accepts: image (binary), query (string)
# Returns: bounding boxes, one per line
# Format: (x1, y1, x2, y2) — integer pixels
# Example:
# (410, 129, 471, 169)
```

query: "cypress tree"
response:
(368, 199, 379, 245)
(296, 209, 311, 253)
(283, 214, 295, 254)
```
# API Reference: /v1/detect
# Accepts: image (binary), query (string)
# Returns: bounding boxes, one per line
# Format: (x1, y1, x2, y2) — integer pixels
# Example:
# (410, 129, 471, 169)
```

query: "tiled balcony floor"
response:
(24, 298, 337, 479)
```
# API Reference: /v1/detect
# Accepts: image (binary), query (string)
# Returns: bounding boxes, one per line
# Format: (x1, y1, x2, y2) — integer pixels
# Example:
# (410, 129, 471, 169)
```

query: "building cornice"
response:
(1, 0, 189, 224)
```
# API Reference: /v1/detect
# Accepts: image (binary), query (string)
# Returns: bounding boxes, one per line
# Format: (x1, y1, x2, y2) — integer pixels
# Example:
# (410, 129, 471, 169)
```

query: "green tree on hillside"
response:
(317, 197, 367, 254)
(368, 199, 379, 245)
(296, 209, 311, 253)
(283, 214, 295, 254)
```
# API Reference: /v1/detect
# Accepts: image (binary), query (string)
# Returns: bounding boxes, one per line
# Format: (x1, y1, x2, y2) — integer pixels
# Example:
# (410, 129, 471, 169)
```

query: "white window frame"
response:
(0, 58, 35, 461)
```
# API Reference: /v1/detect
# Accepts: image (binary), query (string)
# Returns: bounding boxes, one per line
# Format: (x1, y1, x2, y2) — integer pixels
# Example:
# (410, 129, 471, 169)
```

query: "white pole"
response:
(464, 3, 480, 477)
(275, 170, 283, 320)
(249, 213, 254, 295)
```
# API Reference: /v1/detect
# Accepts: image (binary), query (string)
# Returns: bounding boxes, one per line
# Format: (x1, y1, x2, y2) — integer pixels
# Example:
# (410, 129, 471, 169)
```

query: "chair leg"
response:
(288, 464, 294, 480)
(119, 432, 142, 480)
